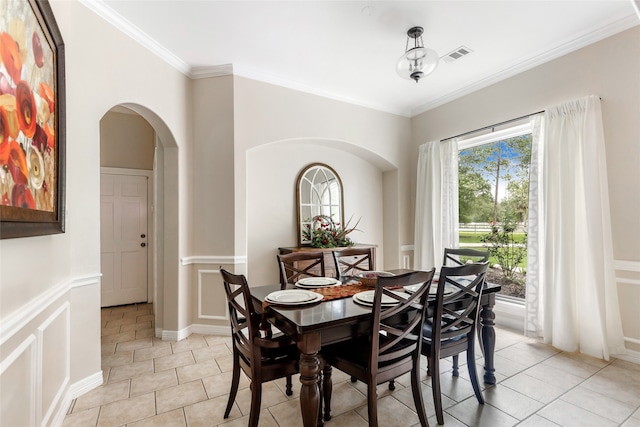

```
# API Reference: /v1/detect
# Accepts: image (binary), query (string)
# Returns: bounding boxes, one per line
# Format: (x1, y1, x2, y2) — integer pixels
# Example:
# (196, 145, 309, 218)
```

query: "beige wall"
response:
(233, 77, 412, 279)
(246, 141, 385, 284)
(190, 76, 235, 256)
(1, 3, 638, 425)
(100, 110, 155, 170)
(187, 76, 411, 329)
(0, 1, 191, 423)
(411, 26, 640, 351)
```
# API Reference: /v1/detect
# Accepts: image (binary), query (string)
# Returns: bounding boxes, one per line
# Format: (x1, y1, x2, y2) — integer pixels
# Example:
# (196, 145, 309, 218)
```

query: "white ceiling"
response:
(83, 1, 639, 117)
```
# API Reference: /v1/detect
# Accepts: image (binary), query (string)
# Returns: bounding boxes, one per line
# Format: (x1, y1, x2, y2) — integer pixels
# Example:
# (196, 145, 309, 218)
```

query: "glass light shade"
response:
(396, 46, 439, 82)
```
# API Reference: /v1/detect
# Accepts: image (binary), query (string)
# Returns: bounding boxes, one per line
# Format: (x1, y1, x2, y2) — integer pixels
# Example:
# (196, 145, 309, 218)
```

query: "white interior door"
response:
(101, 173, 148, 307)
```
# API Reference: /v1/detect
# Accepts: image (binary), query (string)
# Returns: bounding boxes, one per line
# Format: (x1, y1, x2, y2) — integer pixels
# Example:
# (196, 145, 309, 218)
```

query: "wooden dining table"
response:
(250, 269, 501, 427)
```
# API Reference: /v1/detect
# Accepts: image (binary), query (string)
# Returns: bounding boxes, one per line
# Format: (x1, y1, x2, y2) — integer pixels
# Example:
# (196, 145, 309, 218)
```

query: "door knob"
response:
(141, 243, 146, 247)
(141, 234, 146, 238)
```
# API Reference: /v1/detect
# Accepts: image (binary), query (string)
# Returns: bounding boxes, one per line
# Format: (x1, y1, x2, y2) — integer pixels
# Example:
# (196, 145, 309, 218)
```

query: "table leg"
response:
(298, 336, 322, 427)
(480, 295, 497, 385)
(322, 364, 332, 421)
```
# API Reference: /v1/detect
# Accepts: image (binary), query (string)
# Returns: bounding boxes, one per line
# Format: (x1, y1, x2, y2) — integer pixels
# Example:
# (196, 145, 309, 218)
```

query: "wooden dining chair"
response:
(442, 247, 489, 266)
(219, 269, 301, 427)
(422, 261, 489, 426)
(277, 251, 327, 289)
(323, 269, 436, 427)
(332, 246, 375, 280)
(441, 248, 489, 376)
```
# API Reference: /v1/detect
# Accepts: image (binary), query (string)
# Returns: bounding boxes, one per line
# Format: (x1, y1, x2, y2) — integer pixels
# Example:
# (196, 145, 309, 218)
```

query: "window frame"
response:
(456, 122, 533, 330)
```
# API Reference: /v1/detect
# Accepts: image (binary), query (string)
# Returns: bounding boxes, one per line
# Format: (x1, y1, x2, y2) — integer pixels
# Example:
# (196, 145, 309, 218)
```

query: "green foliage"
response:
(302, 215, 360, 248)
(458, 134, 532, 225)
(481, 217, 527, 283)
(458, 167, 494, 223)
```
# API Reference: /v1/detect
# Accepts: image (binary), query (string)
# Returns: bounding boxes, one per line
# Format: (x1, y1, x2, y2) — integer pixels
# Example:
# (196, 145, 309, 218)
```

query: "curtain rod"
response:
(441, 97, 603, 143)
(441, 110, 545, 142)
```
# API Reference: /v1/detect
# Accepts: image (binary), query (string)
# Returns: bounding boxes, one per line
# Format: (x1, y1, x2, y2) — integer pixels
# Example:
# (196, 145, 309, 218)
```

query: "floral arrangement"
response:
(302, 214, 360, 248)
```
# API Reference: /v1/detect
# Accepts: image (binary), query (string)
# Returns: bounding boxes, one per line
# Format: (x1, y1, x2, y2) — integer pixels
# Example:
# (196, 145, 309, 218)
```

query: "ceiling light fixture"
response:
(396, 26, 439, 83)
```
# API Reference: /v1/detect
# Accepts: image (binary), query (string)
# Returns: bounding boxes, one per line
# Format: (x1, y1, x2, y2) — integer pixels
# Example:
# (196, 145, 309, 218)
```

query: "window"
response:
(457, 123, 532, 300)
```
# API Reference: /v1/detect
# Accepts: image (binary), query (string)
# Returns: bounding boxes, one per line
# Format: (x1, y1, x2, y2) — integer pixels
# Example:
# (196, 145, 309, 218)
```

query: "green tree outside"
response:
(458, 134, 532, 296)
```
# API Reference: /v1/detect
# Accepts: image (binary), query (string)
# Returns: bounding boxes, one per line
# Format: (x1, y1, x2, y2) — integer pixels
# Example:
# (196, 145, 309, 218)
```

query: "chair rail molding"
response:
(0, 273, 101, 346)
(614, 259, 640, 272)
(180, 255, 247, 266)
(615, 259, 640, 286)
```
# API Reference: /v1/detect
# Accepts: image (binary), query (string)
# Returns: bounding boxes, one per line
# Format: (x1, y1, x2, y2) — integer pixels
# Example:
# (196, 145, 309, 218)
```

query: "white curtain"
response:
(525, 95, 626, 360)
(525, 115, 544, 338)
(414, 139, 459, 270)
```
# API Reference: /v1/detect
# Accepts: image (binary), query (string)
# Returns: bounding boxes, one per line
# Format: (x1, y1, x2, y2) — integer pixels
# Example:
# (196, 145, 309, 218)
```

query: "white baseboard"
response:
(159, 324, 230, 341)
(190, 324, 230, 336)
(67, 371, 104, 398)
(52, 371, 103, 426)
(617, 348, 640, 365)
(161, 329, 182, 342)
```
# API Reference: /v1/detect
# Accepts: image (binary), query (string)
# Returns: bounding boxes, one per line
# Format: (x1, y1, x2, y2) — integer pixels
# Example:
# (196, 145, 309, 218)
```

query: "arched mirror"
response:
(296, 163, 344, 246)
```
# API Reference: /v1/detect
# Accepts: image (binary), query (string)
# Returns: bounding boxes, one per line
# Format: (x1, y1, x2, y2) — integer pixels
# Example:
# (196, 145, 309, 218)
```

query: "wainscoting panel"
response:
(0, 335, 36, 427)
(615, 260, 640, 354)
(397, 248, 639, 358)
(0, 274, 101, 427)
(38, 303, 70, 426)
(197, 269, 227, 321)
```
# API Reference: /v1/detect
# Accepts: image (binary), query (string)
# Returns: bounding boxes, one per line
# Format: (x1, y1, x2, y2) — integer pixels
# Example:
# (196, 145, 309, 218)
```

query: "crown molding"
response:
(79, 0, 191, 75)
(188, 64, 411, 117)
(230, 64, 410, 117)
(189, 64, 234, 79)
(81, 1, 637, 118)
(411, 15, 640, 116)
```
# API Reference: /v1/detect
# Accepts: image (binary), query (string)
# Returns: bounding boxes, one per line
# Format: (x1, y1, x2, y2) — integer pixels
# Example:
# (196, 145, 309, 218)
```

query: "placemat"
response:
(309, 283, 375, 301)
(259, 282, 403, 334)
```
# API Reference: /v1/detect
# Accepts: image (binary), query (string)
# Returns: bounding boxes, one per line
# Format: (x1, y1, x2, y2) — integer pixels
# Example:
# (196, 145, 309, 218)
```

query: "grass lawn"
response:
(459, 231, 528, 270)
(459, 231, 526, 244)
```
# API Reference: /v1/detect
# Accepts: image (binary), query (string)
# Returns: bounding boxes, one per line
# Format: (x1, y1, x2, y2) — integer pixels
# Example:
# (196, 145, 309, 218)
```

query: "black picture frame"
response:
(0, 0, 66, 239)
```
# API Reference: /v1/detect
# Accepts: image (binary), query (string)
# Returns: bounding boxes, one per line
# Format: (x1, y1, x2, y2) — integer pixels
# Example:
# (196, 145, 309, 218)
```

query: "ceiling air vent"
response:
(442, 46, 473, 63)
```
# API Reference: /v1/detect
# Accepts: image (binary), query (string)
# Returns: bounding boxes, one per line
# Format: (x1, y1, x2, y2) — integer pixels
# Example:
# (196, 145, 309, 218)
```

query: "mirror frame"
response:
(296, 163, 344, 247)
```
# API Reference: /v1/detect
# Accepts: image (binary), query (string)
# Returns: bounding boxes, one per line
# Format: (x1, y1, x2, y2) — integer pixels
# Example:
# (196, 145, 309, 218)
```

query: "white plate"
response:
(356, 271, 395, 280)
(266, 290, 323, 305)
(404, 283, 456, 296)
(295, 277, 342, 288)
(353, 290, 400, 306)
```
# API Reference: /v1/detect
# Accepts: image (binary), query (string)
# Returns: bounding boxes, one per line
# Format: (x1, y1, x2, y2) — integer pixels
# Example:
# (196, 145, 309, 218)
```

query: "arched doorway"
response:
(98, 103, 180, 335)
(100, 106, 155, 306)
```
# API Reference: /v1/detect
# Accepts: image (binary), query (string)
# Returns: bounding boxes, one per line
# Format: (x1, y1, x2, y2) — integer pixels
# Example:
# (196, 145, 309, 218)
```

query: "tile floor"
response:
(63, 303, 640, 427)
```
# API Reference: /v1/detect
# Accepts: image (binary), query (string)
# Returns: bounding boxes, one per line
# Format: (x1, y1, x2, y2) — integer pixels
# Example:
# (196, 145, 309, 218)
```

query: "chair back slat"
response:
(220, 269, 259, 362)
(369, 270, 435, 373)
(277, 252, 327, 289)
(332, 247, 374, 279)
(442, 248, 489, 267)
(431, 262, 489, 353)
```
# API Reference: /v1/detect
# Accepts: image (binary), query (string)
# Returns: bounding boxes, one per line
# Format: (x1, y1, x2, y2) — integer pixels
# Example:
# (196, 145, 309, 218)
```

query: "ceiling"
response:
(82, 1, 639, 117)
